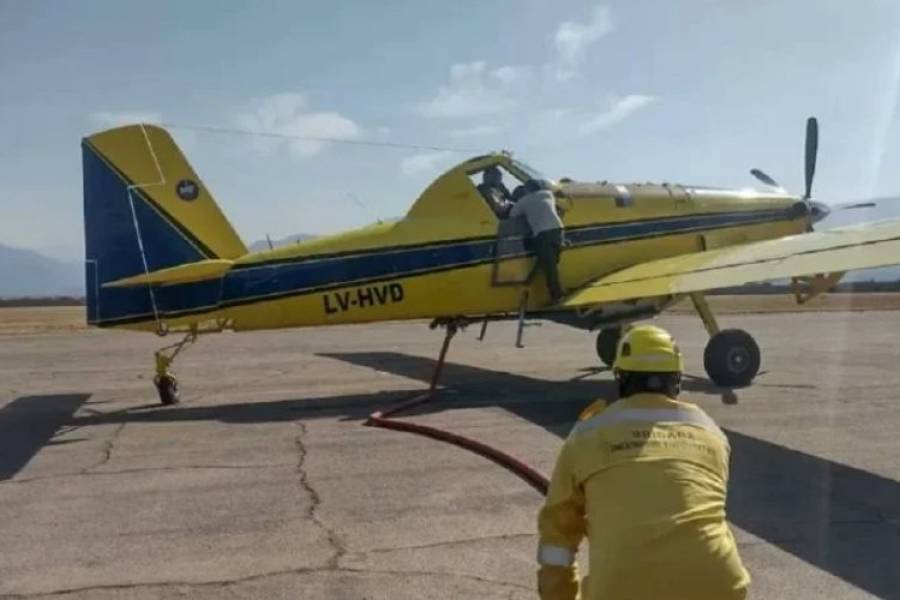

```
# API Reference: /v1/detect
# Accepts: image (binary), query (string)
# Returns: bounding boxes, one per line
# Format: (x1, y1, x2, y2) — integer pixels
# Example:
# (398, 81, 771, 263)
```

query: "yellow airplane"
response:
(82, 120, 900, 405)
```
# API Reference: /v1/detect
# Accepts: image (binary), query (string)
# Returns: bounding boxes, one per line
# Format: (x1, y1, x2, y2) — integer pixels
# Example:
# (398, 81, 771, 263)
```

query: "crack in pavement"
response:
(2, 412, 534, 597)
(346, 532, 535, 558)
(2, 414, 300, 486)
(1, 463, 296, 486)
(282, 422, 531, 595)
(0, 564, 531, 598)
(341, 566, 532, 591)
(294, 421, 346, 570)
(81, 422, 126, 474)
(0, 408, 130, 485)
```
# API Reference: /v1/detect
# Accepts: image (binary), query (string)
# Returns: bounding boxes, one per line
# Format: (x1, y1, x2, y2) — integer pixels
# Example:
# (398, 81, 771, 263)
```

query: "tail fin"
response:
(82, 124, 247, 327)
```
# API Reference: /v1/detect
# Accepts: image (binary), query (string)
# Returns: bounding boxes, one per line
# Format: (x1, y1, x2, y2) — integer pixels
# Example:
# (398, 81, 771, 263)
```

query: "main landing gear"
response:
(595, 327, 621, 367)
(595, 295, 761, 387)
(691, 293, 760, 387)
(153, 328, 198, 405)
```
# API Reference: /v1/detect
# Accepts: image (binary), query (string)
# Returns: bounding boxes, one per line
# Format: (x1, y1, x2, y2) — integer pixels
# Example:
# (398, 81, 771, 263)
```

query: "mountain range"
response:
(0, 243, 84, 298)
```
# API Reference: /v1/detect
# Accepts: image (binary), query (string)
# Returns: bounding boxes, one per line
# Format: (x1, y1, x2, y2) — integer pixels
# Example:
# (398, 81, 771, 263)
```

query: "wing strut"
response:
(690, 293, 721, 336)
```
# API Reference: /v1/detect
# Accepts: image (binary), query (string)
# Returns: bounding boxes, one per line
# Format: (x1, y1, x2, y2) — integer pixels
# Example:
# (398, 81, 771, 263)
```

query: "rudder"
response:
(82, 124, 246, 327)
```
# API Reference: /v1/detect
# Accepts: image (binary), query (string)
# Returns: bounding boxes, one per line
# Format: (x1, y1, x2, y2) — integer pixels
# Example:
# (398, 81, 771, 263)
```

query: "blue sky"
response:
(2, 0, 900, 260)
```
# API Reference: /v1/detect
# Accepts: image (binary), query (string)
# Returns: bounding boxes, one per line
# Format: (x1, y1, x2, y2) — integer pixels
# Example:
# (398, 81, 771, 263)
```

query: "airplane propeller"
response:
(751, 116, 880, 225)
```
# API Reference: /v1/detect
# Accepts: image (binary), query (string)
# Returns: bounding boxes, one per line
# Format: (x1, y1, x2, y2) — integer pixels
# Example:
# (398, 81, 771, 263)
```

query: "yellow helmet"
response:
(613, 325, 684, 373)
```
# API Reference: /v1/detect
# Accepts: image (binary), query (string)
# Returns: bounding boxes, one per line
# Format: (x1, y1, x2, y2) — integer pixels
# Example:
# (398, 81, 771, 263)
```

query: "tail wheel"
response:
(704, 329, 761, 387)
(154, 375, 180, 406)
(595, 327, 622, 367)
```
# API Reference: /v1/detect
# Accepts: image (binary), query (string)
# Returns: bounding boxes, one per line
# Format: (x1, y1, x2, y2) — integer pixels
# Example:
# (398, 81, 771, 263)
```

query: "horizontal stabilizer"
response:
(102, 259, 233, 288)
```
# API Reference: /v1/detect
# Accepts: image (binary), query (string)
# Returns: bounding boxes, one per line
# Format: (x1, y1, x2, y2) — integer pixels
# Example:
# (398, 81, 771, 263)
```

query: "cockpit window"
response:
(509, 158, 549, 183)
(468, 164, 526, 220)
(467, 164, 524, 189)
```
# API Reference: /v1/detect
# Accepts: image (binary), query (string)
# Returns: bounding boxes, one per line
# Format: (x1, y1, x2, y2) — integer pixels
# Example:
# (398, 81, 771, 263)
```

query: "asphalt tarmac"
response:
(1, 311, 898, 599)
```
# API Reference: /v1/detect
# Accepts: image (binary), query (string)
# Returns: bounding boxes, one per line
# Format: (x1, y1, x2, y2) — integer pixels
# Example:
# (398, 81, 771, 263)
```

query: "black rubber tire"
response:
(703, 329, 761, 387)
(154, 375, 180, 406)
(596, 327, 622, 366)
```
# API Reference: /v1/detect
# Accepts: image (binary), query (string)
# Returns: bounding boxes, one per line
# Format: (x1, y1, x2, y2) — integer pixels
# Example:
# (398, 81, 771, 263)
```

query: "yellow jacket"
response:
(537, 393, 750, 600)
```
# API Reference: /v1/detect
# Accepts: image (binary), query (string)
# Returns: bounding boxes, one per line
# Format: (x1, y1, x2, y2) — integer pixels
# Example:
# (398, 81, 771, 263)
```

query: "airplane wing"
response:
(561, 219, 900, 307)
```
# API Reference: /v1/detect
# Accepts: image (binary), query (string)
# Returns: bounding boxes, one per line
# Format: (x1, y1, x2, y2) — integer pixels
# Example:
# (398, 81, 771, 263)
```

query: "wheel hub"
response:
(726, 347, 750, 374)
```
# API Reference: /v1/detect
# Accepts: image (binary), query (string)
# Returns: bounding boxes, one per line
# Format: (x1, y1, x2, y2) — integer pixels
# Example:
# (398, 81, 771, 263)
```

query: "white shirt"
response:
(509, 190, 563, 234)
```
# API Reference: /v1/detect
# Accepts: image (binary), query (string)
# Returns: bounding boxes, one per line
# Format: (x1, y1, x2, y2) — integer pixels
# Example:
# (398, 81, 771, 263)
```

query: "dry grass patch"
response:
(0, 307, 87, 336)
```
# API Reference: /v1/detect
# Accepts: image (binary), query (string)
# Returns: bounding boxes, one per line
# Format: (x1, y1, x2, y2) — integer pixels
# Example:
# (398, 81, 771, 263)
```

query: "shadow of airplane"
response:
(0, 394, 91, 481)
(8, 351, 898, 598)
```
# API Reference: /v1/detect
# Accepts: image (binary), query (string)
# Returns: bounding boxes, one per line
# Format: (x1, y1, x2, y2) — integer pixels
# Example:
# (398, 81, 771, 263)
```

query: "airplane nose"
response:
(809, 201, 831, 223)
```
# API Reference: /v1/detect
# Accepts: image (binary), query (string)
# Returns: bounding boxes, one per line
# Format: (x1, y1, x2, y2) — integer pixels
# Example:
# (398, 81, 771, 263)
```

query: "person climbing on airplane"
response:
(510, 178, 566, 302)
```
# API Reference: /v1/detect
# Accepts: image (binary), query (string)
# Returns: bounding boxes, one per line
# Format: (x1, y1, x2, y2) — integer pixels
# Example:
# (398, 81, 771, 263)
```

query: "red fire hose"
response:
(363, 324, 550, 496)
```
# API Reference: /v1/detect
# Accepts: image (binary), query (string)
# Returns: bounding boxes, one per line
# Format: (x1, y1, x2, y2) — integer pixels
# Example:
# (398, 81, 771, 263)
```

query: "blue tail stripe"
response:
(82, 142, 208, 324)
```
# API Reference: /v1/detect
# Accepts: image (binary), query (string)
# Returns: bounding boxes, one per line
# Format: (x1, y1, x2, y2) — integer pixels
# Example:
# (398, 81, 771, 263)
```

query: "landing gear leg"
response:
(691, 293, 760, 387)
(423, 319, 460, 397)
(371, 319, 461, 418)
(153, 328, 198, 406)
(691, 293, 720, 337)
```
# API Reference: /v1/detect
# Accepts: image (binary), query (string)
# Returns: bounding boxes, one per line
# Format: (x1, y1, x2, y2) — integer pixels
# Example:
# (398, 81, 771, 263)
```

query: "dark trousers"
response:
(534, 228, 564, 301)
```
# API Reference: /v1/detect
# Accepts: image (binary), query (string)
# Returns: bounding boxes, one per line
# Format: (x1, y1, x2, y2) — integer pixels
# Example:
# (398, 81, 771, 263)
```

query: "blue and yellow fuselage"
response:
(82, 126, 807, 333)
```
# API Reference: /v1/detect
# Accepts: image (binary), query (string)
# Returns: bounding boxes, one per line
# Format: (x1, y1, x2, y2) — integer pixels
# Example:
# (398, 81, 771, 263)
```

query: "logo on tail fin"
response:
(176, 179, 200, 201)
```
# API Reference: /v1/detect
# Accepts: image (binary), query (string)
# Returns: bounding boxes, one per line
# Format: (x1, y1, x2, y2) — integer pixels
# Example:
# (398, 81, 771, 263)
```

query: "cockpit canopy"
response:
(463, 154, 549, 197)
(405, 152, 552, 230)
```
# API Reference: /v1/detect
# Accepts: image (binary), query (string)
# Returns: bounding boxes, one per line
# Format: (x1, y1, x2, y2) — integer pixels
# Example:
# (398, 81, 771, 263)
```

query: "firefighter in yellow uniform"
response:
(536, 325, 750, 600)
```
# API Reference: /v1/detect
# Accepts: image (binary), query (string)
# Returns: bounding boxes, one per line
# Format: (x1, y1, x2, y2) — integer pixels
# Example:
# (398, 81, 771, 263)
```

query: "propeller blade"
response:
(837, 201, 876, 210)
(804, 117, 818, 199)
(829, 196, 900, 211)
(750, 168, 780, 188)
(810, 199, 879, 223)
